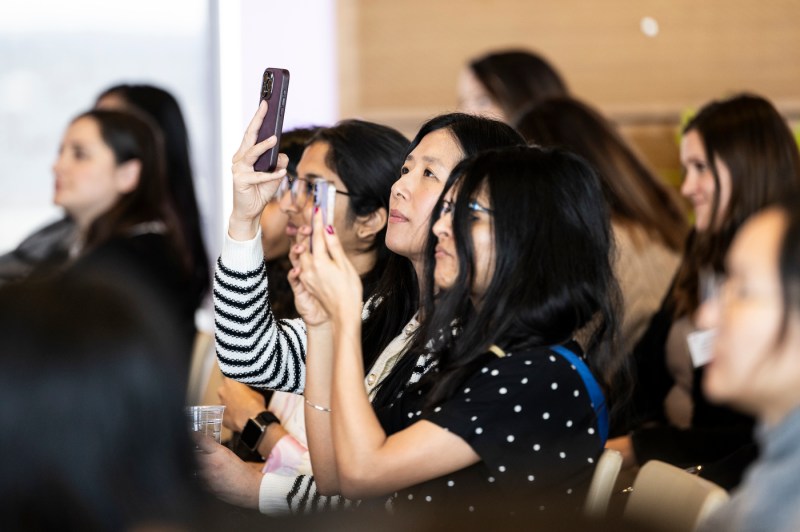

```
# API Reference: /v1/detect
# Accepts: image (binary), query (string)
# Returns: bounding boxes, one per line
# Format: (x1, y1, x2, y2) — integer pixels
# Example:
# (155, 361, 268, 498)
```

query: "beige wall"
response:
(337, 0, 800, 185)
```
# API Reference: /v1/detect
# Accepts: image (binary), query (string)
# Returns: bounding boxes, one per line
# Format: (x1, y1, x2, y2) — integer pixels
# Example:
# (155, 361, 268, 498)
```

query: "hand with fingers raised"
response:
(287, 224, 332, 327)
(228, 100, 289, 241)
(296, 209, 364, 329)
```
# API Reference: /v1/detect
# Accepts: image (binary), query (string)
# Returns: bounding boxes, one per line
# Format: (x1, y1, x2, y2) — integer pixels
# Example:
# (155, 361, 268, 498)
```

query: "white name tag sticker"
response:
(687, 328, 717, 368)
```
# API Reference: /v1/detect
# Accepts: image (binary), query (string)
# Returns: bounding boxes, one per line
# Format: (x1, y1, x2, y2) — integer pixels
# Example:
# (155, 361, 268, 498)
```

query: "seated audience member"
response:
(0, 84, 210, 317)
(0, 276, 199, 530)
(203, 107, 522, 514)
(295, 145, 622, 519)
(515, 96, 688, 359)
(697, 195, 800, 531)
(50, 109, 198, 356)
(95, 84, 210, 311)
(219, 120, 403, 468)
(221, 126, 322, 464)
(608, 93, 800, 489)
(457, 48, 568, 124)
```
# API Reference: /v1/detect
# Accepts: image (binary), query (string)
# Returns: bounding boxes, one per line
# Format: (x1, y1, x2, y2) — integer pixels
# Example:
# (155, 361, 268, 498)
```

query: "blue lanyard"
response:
(550, 345, 609, 445)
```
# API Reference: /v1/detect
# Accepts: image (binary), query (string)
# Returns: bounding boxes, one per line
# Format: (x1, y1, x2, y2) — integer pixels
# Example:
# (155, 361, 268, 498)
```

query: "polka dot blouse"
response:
(384, 343, 604, 515)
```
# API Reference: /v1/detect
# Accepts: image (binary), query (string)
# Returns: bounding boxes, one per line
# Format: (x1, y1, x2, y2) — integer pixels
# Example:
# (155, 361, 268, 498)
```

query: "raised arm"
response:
(214, 101, 311, 392)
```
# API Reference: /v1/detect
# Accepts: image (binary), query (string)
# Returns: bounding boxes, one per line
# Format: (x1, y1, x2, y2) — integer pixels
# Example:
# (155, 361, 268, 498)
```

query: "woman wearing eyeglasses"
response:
(293, 145, 620, 520)
(203, 102, 523, 514)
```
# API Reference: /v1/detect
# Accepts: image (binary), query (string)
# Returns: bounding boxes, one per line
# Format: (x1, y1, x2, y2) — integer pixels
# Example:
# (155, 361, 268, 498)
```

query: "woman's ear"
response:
(114, 159, 141, 194)
(355, 207, 388, 244)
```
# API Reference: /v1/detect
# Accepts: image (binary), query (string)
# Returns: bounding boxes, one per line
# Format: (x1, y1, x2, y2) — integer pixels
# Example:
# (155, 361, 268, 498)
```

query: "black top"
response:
(381, 344, 604, 516)
(65, 231, 197, 363)
(627, 273, 756, 490)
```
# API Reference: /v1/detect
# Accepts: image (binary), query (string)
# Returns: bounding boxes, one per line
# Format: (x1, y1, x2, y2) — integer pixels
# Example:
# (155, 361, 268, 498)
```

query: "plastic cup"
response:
(185, 405, 225, 444)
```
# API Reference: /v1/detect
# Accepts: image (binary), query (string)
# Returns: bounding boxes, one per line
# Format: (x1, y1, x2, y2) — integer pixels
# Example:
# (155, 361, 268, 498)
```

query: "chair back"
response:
(622, 459, 729, 532)
(584, 448, 624, 518)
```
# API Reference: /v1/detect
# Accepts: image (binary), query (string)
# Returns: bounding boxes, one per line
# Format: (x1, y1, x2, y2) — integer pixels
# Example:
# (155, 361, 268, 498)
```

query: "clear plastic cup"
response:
(185, 405, 225, 444)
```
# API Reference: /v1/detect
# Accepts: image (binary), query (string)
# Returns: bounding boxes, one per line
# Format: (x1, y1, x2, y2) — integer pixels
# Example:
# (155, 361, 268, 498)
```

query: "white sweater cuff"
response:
(258, 473, 298, 515)
(221, 228, 265, 272)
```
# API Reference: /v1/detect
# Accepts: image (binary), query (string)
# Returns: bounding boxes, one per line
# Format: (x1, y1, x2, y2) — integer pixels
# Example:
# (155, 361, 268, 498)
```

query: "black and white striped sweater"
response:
(213, 234, 433, 514)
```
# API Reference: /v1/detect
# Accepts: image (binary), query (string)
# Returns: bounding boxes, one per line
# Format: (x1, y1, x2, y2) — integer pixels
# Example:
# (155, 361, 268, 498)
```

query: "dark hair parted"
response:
(75, 109, 190, 275)
(366, 113, 524, 383)
(281, 126, 324, 178)
(307, 120, 409, 299)
(96, 84, 209, 308)
(0, 275, 198, 529)
(416, 146, 621, 409)
(516, 96, 688, 252)
(672, 93, 800, 317)
(469, 49, 568, 122)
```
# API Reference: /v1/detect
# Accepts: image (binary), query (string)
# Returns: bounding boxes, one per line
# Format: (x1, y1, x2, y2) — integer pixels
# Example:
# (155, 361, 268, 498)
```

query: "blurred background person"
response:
(51, 108, 198, 358)
(457, 48, 569, 124)
(95, 84, 210, 312)
(515, 96, 688, 363)
(609, 93, 800, 489)
(0, 84, 210, 322)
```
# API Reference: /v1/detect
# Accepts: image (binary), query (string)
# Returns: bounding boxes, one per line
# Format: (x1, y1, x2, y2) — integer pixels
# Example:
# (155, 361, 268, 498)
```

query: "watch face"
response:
(240, 418, 264, 451)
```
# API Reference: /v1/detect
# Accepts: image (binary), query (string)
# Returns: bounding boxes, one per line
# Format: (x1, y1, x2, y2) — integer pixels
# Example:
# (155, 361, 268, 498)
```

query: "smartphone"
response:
(254, 67, 290, 172)
(313, 178, 337, 226)
(311, 178, 336, 249)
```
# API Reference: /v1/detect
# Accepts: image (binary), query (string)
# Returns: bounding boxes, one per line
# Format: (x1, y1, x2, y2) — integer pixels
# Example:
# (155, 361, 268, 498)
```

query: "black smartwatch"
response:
(240, 411, 280, 452)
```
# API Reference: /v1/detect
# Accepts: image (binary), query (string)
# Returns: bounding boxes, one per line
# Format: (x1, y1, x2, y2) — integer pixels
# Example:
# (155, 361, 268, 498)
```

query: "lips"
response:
(435, 245, 451, 258)
(389, 209, 408, 223)
(285, 222, 298, 237)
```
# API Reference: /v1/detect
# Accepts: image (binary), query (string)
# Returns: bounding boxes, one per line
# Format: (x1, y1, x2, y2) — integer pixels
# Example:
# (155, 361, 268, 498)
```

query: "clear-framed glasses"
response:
(275, 175, 314, 206)
(275, 175, 352, 206)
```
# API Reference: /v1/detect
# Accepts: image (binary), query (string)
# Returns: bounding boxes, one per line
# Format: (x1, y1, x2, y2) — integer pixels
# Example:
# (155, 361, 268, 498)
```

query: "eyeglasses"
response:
(438, 199, 494, 218)
(275, 175, 351, 206)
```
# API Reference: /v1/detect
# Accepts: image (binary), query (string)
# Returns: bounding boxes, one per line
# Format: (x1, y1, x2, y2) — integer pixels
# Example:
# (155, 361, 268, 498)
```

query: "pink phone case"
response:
(255, 68, 290, 172)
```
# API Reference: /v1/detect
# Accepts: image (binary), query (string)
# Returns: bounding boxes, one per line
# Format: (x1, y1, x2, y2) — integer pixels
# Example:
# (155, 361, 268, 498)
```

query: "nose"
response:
(278, 187, 296, 215)
(696, 295, 720, 331)
(432, 208, 451, 240)
(680, 170, 697, 199)
(391, 174, 409, 201)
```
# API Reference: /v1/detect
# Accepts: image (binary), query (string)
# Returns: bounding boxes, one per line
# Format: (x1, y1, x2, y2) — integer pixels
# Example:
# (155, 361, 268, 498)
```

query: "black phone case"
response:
(254, 68, 290, 172)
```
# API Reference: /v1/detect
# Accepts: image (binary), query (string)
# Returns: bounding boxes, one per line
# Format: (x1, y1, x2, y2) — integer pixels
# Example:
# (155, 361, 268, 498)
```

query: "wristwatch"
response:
(240, 411, 280, 452)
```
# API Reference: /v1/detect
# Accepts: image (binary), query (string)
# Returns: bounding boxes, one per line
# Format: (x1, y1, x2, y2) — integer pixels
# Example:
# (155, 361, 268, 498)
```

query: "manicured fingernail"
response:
(314, 206, 319, 214)
(325, 225, 334, 235)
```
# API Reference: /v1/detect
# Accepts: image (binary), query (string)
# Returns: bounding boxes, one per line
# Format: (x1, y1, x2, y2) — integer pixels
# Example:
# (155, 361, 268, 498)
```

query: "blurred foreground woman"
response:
(698, 196, 800, 531)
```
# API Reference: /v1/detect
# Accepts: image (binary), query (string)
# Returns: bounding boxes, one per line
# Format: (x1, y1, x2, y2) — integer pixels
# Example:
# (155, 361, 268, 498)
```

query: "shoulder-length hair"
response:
(77, 109, 190, 274)
(414, 145, 621, 408)
(515, 96, 688, 251)
(672, 93, 800, 317)
(368, 113, 524, 395)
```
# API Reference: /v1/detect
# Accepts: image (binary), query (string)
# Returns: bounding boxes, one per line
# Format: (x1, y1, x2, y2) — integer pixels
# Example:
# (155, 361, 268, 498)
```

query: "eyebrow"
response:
(405, 153, 445, 168)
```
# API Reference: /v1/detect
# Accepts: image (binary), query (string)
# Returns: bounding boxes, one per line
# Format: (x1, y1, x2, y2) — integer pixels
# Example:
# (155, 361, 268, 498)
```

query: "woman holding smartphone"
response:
(204, 101, 522, 513)
(294, 145, 620, 519)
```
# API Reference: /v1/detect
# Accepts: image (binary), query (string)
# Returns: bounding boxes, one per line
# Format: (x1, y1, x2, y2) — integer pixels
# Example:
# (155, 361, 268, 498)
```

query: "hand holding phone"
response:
(254, 68, 290, 172)
(310, 178, 336, 251)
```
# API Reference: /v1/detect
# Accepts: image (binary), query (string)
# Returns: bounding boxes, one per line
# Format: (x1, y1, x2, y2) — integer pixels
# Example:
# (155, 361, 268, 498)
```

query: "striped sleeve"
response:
(213, 231, 307, 393)
(283, 475, 353, 514)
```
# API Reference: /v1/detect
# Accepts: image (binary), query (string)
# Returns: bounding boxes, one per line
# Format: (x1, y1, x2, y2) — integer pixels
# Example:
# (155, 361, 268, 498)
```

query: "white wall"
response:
(0, 0, 341, 265)
(215, 0, 339, 239)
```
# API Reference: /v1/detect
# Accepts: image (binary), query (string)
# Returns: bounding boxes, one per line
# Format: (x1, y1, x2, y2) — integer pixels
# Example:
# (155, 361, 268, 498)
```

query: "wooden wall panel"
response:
(337, 0, 800, 181)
